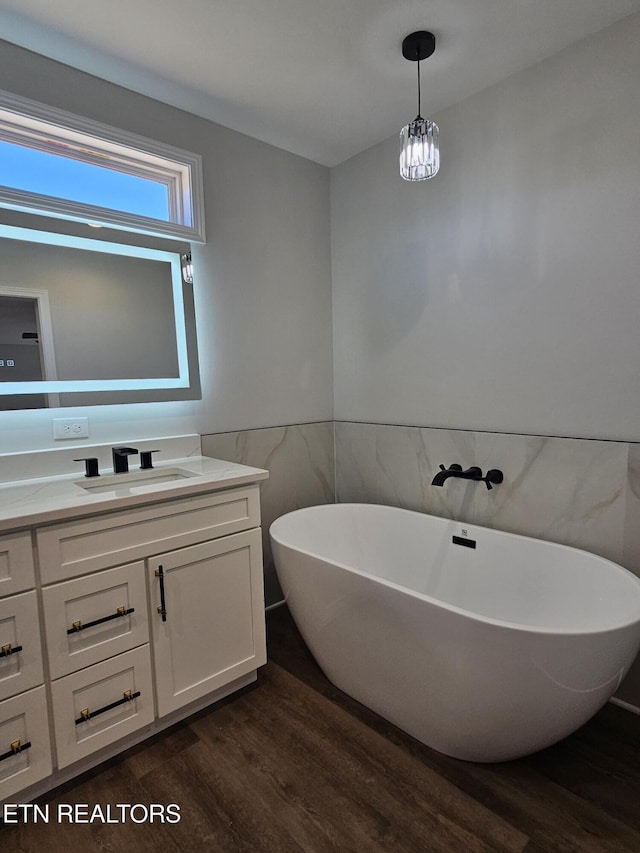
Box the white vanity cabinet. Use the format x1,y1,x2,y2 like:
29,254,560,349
0,467,267,805
0,531,52,801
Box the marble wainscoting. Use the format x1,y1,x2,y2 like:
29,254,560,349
202,422,335,606
335,421,640,710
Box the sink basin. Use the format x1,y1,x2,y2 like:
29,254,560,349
75,467,199,494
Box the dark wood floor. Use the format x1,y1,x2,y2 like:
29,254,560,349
3,605,640,852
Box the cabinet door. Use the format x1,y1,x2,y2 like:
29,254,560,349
0,591,44,701
149,528,266,717
0,686,52,801
42,562,149,679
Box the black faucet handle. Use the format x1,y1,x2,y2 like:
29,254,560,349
447,463,463,471
483,469,504,491
140,449,160,470
74,457,100,478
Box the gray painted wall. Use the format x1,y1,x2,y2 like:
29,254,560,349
0,38,333,451
331,14,640,442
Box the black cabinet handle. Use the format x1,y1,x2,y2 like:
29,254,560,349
75,689,141,725
0,740,31,761
0,643,23,657
66,606,135,635
155,565,167,622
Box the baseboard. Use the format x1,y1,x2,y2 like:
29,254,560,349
610,696,640,716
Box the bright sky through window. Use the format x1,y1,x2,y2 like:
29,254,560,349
0,141,170,221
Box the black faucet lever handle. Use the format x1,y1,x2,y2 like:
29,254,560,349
74,457,100,478
140,450,160,470
484,469,504,491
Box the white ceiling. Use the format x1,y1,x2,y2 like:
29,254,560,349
1,0,639,166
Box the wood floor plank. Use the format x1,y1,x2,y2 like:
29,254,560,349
191,670,526,853
122,719,200,781
234,663,529,853
522,715,640,832
136,733,312,852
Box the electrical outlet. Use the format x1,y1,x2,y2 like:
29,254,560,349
53,417,89,440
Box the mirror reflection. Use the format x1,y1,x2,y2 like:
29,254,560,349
0,224,195,411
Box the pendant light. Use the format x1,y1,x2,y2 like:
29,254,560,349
399,31,439,181
180,252,193,284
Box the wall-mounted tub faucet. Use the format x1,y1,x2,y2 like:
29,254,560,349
431,464,503,490
111,446,139,474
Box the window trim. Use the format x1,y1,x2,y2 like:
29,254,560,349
0,89,206,243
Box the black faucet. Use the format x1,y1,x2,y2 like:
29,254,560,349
112,446,139,474
431,464,504,491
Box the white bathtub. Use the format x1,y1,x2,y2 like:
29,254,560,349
270,504,640,762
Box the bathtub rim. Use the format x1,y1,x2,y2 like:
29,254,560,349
270,503,640,638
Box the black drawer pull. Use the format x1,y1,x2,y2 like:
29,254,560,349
0,643,23,657
155,565,167,622
67,606,135,635
75,689,141,725
0,739,31,762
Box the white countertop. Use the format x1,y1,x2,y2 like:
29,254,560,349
0,455,269,532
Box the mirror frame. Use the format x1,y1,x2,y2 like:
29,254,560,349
0,223,190,395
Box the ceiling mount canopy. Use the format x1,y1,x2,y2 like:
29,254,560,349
399,30,440,182
401,31,436,63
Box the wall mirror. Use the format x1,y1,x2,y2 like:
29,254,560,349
0,223,200,411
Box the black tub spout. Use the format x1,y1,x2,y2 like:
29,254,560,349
431,464,503,490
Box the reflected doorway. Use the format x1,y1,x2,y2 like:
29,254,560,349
0,288,58,410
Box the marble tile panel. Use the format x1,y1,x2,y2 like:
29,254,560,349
334,421,377,503
202,422,334,606
473,432,627,564
373,424,477,521
623,443,640,577
417,427,478,522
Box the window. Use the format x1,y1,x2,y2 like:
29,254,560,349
0,89,205,242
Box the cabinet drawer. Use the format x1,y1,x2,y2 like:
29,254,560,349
0,531,35,598
50,645,154,769
43,562,149,680
0,591,44,702
37,486,261,584
0,686,52,801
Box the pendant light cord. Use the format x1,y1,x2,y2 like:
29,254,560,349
417,54,422,119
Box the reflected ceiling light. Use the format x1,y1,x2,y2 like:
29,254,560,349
181,252,193,284
399,31,439,181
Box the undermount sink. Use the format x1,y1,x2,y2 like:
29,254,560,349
75,466,199,494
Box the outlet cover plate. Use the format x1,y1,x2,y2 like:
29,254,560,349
53,417,89,440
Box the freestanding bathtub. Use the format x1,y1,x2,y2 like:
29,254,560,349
270,504,640,763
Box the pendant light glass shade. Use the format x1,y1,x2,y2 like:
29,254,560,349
399,117,439,181
181,252,193,284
